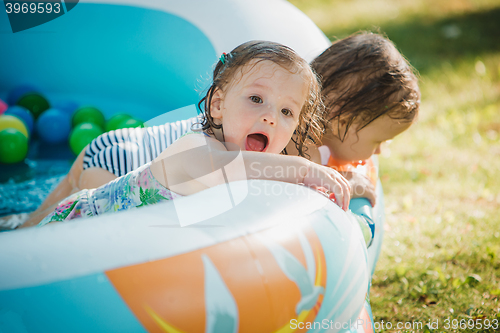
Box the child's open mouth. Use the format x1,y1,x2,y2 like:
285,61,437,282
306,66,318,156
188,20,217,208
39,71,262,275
245,133,269,152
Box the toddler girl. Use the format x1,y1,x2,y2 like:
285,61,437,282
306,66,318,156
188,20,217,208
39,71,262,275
314,31,420,246
289,31,420,204
37,41,350,226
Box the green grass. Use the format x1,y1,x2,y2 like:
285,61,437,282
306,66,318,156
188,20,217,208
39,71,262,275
289,0,500,330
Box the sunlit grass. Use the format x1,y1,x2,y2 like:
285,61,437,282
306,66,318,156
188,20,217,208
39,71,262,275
292,0,499,37
290,0,500,328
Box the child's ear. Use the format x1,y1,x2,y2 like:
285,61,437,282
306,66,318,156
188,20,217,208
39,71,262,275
332,118,348,136
332,117,354,138
210,88,224,120
338,117,348,127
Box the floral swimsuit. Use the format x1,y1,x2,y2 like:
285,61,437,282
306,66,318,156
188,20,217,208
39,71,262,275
38,162,181,226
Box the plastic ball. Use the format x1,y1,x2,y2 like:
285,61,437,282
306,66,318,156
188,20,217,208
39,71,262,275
36,109,71,144
0,128,29,164
7,85,38,105
52,101,79,115
106,114,132,132
69,122,104,155
16,93,50,119
72,106,105,129
116,118,144,129
5,106,34,134
0,99,7,115
0,115,29,138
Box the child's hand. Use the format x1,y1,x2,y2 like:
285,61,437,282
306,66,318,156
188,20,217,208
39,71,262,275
340,171,376,207
303,164,351,211
308,185,338,203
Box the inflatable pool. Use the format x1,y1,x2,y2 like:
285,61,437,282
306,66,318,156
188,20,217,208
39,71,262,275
1,181,374,333
0,1,383,332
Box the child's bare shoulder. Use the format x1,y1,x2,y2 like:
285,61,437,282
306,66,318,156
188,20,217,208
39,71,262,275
154,131,225,161
176,131,228,151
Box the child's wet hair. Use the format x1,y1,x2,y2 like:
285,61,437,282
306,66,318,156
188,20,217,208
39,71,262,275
198,40,323,157
311,31,420,140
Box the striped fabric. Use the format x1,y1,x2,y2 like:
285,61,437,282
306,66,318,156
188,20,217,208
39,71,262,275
83,116,202,177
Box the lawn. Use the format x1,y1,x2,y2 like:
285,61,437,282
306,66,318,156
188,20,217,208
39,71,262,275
289,0,500,331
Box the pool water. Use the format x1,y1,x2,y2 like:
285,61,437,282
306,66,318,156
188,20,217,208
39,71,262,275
0,141,73,217
0,161,71,217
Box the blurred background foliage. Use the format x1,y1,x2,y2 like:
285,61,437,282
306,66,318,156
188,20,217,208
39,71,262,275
290,0,500,328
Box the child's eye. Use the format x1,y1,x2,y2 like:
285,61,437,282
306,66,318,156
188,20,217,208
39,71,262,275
250,96,262,104
281,108,293,117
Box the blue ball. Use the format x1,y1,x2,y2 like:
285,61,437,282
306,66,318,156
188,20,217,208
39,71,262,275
5,106,35,134
36,108,71,144
7,85,38,106
52,101,79,115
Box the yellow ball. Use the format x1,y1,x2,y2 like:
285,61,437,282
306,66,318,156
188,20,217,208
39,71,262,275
0,115,29,138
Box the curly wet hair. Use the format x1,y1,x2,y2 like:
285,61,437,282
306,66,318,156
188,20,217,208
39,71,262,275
311,31,420,141
198,40,324,157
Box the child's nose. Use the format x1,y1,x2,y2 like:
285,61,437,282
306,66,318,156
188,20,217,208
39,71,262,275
261,108,277,126
262,117,275,126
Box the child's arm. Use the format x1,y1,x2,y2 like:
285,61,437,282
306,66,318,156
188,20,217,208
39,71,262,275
150,133,351,211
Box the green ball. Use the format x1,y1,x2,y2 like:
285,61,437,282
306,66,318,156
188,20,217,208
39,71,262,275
69,122,104,155
0,128,28,164
116,118,144,129
106,114,132,132
16,93,50,119
72,106,105,129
